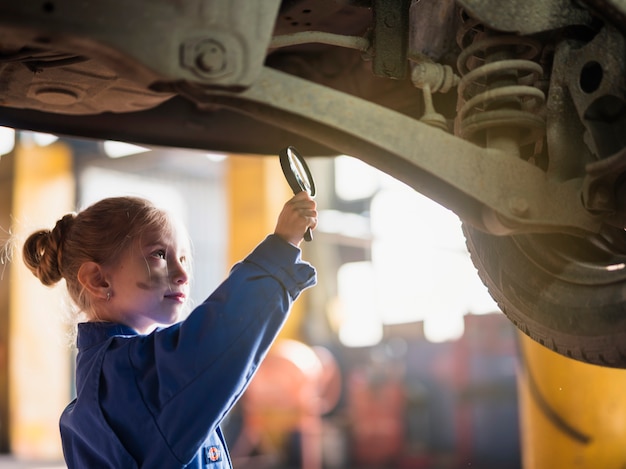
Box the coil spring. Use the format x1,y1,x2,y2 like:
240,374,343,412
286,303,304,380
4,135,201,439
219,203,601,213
455,17,546,150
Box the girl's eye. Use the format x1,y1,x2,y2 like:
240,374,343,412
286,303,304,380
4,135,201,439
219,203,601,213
153,249,166,260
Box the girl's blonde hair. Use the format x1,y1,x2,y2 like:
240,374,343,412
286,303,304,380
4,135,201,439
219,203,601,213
22,196,172,316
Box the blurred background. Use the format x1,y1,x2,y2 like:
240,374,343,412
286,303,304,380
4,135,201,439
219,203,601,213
2,131,626,469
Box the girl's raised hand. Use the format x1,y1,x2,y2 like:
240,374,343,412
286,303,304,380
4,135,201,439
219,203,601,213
274,191,318,247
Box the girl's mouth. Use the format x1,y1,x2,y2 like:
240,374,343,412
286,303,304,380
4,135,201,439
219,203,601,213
164,292,186,303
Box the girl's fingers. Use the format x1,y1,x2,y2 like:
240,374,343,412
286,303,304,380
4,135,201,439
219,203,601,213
274,193,318,246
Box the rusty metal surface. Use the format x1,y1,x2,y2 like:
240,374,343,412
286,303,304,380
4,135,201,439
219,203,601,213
541,20,626,227
409,0,460,64
562,24,626,159
371,0,411,79
0,0,281,88
457,0,593,34
181,66,602,236
581,0,626,28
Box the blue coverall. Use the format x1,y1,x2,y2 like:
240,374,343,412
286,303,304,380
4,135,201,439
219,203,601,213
59,235,317,468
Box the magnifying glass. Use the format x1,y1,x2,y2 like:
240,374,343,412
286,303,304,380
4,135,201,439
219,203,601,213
279,146,316,242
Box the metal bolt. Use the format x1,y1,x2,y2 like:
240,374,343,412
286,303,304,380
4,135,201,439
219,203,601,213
194,39,226,75
181,37,231,79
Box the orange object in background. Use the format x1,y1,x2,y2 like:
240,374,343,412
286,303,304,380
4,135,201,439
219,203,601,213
347,367,406,467
234,339,341,469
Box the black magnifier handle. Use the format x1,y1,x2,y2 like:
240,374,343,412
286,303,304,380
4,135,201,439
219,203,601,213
279,146,316,242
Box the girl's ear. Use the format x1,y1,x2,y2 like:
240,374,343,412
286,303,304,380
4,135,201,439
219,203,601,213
77,261,110,300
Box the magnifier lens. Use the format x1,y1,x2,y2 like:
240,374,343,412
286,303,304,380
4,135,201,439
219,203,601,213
279,146,316,242
287,148,311,194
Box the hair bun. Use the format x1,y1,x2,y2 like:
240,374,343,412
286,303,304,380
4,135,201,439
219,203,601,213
22,213,76,286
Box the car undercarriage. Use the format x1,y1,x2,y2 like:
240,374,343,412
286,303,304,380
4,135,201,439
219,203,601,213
0,0,625,366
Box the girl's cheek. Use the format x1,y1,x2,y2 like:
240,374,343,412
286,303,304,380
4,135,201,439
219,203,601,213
135,280,152,291
152,267,171,285
142,262,168,286
136,272,167,290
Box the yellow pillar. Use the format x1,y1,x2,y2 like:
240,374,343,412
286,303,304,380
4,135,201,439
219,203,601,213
518,332,626,468
0,145,15,452
226,154,307,341
226,154,322,467
9,140,74,460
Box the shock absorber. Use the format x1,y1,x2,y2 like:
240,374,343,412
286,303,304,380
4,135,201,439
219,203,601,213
455,14,546,159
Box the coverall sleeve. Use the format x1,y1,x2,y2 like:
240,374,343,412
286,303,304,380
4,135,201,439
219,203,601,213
126,234,316,462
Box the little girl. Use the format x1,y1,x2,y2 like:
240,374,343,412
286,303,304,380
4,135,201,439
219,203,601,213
22,192,317,468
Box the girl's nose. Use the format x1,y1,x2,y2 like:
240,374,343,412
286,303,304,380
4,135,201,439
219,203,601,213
171,259,189,285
